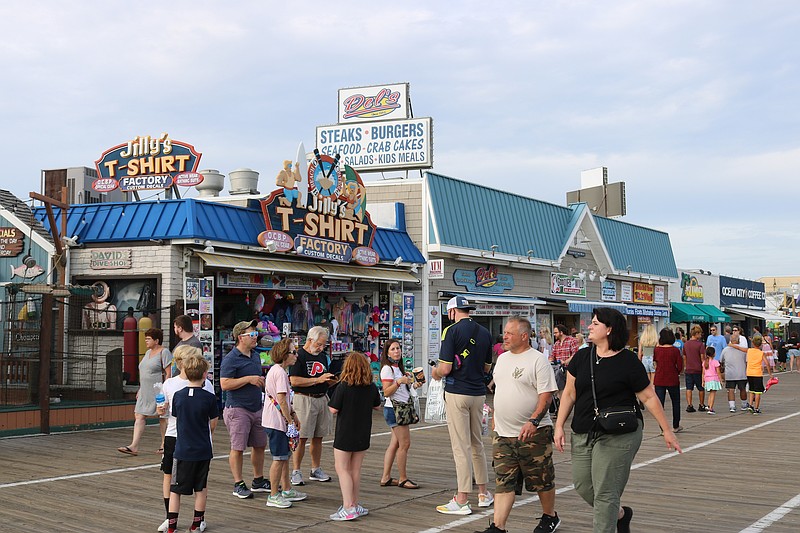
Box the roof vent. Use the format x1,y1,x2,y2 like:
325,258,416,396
228,168,260,195
197,169,225,197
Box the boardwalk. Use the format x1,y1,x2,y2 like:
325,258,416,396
2,373,800,533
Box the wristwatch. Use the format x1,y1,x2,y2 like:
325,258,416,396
528,417,541,427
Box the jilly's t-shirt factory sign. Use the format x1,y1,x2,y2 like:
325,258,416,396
259,151,379,266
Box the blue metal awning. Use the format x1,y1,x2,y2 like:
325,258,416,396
567,300,627,313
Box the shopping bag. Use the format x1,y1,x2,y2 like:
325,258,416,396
765,376,779,392
425,378,447,423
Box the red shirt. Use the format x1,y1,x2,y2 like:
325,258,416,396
653,345,683,387
552,336,579,363
683,339,705,373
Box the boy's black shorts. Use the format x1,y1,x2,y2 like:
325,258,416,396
170,459,210,495
160,436,177,474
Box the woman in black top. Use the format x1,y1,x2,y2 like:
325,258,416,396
554,308,681,533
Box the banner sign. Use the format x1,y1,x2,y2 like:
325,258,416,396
316,117,433,172
680,272,704,303
601,280,617,301
428,259,445,280
260,155,378,265
185,275,214,383
625,305,670,317
719,275,766,309
550,272,586,298
654,285,665,305
620,281,633,302
216,272,354,292
454,265,514,294
402,293,415,369
94,134,202,193
338,83,410,123
633,282,654,304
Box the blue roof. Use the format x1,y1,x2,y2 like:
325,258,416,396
427,172,573,260
33,199,424,264
594,216,678,278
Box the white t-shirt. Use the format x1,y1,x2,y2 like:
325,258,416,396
163,375,214,437
380,364,410,407
492,347,558,437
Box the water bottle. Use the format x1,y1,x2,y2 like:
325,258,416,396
481,403,491,436
154,382,166,408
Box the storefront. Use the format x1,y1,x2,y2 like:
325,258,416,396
668,270,729,333
718,275,789,335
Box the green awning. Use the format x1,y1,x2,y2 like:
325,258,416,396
670,302,708,322
695,304,731,323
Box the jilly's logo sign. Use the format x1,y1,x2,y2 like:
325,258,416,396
94,133,202,193
260,151,379,265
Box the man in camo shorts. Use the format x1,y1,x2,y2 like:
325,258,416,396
478,316,561,533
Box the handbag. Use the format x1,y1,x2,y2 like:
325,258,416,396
590,347,638,434
425,377,447,423
391,383,419,425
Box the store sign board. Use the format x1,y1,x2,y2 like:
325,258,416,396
633,282,654,304
550,272,586,297
454,265,514,294
626,305,670,317
0,227,24,257
680,272,704,303
620,281,633,302
316,117,433,172
719,275,766,309
94,134,202,192
654,285,665,305
216,272,354,292
90,248,132,270
428,259,445,280
260,157,378,265
601,280,617,301
338,83,410,123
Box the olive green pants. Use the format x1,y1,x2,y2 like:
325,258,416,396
570,423,642,532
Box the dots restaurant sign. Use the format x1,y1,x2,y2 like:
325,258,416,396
92,133,203,193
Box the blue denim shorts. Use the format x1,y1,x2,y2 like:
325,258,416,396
266,428,289,460
383,405,397,428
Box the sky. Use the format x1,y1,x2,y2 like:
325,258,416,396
1,1,798,280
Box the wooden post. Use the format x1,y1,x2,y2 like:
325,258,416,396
38,293,54,434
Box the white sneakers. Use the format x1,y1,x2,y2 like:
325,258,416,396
478,491,495,508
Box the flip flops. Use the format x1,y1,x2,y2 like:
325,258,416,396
398,479,419,489
117,446,137,456
380,478,399,487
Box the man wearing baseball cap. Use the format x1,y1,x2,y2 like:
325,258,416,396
220,319,270,499
431,296,494,515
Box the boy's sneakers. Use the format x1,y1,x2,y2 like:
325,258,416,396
290,470,305,486
158,519,169,532
436,497,472,515
478,491,494,507
199,520,207,532
741,403,750,411
251,477,270,492
707,409,716,415
686,405,696,413
753,408,762,414
330,505,359,521
282,489,307,502
534,512,561,533
476,522,507,533
698,404,708,412
730,406,737,412
354,503,369,517
232,481,253,499
748,406,755,413
309,467,331,482
266,493,292,508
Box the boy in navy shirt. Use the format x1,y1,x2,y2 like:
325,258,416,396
167,353,219,533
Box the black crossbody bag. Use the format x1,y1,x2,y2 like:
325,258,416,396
590,347,638,434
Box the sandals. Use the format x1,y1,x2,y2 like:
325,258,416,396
380,478,399,487
117,446,138,456
398,479,419,489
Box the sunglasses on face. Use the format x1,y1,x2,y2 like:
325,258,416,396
239,331,258,338
289,350,298,354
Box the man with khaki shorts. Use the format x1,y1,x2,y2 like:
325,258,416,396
478,316,560,533
289,326,337,485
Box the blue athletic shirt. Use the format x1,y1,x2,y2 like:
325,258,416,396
172,386,219,461
439,318,492,396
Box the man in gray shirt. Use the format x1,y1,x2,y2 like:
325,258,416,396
720,332,748,412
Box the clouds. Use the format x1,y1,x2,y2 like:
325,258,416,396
0,1,798,279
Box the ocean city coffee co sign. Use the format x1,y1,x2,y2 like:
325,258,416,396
259,153,379,265
453,265,514,294
93,133,203,193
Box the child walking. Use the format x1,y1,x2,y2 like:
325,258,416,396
166,353,219,533
157,346,215,532
701,347,722,415
327,352,382,521
746,336,774,414
262,338,306,508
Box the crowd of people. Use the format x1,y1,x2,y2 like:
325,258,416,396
120,307,789,532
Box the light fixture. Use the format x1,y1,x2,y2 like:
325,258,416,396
526,249,534,261
148,238,164,245
599,268,609,283
578,269,586,281
410,264,419,274
393,256,403,266
588,270,597,281
625,264,632,275
264,240,278,253
203,240,214,254
490,244,499,256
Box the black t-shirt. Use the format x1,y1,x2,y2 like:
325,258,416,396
328,382,381,452
567,347,650,434
439,318,492,396
172,386,219,461
289,347,330,395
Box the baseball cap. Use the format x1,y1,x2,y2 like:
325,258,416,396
232,319,259,338
446,296,475,311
